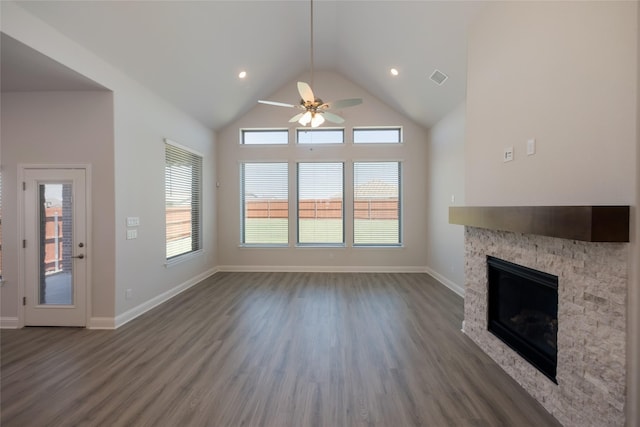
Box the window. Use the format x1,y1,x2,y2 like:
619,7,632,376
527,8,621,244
165,140,202,260
242,129,288,145
353,127,402,144
297,128,344,144
241,163,288,245
297,162,344,245
353,162,401,245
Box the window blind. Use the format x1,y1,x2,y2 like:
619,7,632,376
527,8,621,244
353,162,401,245
241,162,288,245
165,142,202,259
297,162,344,245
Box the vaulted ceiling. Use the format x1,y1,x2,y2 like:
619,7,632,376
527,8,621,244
3,1,484,131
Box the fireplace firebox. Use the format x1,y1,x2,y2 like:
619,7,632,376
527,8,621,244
487,256,558,383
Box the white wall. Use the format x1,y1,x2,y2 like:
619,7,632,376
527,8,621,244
466,2,639,424
1,2,217,327
466,1,636,206
216,71,429,271
426,103,465,295
111,77,216,327
1,91,116,322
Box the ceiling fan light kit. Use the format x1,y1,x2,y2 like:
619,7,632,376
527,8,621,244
257,0,362,128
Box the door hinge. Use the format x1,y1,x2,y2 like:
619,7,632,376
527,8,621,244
23,297,26,306
23,240,26,249
22,182,26,191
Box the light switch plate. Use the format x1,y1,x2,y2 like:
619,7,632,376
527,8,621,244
126,217,140,227
527,138,536,156
126,229,138,240
504,146,514,162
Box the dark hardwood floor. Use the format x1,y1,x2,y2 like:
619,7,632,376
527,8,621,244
1,272,561,426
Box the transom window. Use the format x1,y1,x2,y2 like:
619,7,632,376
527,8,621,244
297,128,344,144
242,129,288,145
353,127,402,144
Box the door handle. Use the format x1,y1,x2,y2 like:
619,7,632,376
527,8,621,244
72,254,85,259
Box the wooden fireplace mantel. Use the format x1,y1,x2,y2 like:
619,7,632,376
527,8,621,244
449,205,630,242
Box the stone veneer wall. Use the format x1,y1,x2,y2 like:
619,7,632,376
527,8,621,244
463,227,627,427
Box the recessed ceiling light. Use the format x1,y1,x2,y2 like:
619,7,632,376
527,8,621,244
238,71,247,79
390,68,399,76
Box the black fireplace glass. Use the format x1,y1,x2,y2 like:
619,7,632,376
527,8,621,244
487,256,558,383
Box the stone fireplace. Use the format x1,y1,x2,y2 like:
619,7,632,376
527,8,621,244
450,206,630,427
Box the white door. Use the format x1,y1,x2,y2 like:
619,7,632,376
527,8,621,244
23,168,87,327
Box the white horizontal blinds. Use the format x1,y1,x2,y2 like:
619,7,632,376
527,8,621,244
297,162,344,244
165,142,202,259
242,129,288,145
353,128,402,144
354,162,401,245
241,163,288,245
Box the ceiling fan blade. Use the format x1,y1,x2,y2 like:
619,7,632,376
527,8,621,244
258,100,296,108
289,113,305,123
324,98,363,110
322,111,345,124
297,81,314,102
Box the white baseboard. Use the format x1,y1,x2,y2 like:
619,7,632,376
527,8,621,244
217,265,427,273
114,267,218,329
424,266,465,297
0,317,20,329
88,317,116,330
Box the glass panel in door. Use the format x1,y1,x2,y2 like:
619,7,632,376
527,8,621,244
38,182,73,305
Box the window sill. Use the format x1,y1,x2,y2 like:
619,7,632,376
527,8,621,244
239,244,289,249
164,250,203,268
295,243,346,249
353,244,404,249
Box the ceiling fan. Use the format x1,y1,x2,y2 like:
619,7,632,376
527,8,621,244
258,0,362,128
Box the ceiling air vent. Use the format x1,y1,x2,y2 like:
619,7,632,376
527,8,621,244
430,69,448,86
